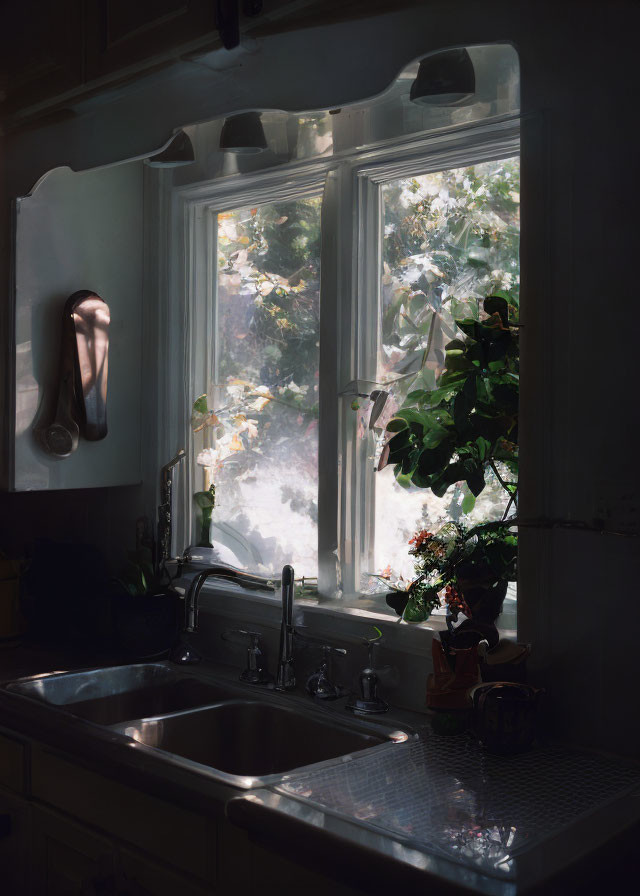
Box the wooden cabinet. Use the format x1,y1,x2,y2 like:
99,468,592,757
31,805,116,896
118,847,212,896
0,786,32,893
0,730,26,792
0,1,84,115
0,0,219,125
84,1,217,81
30,806,214,896
0,728,355,896
0,0,297,127
31,748,217,884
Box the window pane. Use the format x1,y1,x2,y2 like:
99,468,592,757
372,158,520,588
203,198,321,577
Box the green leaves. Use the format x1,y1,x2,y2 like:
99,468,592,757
475,436,491,462
394,408,430,427
466,461,486,497
416,440,455,478
381,290,519,503
400,517,518,613
461,486,476,514
386,417,409,433
192,394,209,415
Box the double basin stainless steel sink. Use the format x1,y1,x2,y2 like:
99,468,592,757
5,663,410,788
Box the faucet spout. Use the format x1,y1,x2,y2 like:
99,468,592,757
276,564,296,690
170,563,276,665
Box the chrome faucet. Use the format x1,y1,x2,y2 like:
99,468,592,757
276,564,296,690
155,449,186,578
170,562,276,665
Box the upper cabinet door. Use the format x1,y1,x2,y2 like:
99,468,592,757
84,0,217,80
12,161,144,491
0,0,84,116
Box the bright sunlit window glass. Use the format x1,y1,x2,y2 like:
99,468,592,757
372,158,520,623
206,198,322,576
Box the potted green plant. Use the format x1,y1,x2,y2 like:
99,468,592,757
386,521,516,643
379,291,519,641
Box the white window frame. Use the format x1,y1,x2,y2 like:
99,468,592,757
157,115,520,608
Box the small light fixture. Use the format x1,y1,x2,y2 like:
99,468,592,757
409,49,475,106
220,112,267,154
145,130,195,167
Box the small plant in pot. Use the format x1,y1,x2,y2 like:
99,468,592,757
385,521,517,650
108,518,182,659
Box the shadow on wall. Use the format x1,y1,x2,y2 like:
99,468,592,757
0,484,143,574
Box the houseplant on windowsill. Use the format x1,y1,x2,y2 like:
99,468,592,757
376,290,520,717
379,291,519,633
385,521,517,646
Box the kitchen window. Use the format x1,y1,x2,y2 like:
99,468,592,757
176,116,520,622
202,196,323,575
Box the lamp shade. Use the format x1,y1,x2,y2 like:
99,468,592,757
410,49,475,106
145,130,195,167
220,112,267,154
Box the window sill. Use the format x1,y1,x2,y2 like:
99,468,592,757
190,578,446,657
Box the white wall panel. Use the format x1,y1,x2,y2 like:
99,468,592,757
12,162,143,490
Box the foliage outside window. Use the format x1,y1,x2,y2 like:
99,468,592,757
192,198,321,575
192,157,519,619
379,291,519,623
366,159,519,591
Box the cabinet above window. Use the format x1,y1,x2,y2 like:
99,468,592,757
0,1,304,130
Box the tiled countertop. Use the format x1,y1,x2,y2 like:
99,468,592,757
273,731,640,885
228,728,640,894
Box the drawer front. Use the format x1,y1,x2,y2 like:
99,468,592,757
31,804,115,896
31,748,216,884
0,786,31,894
0,730,26,793
119,846,213,896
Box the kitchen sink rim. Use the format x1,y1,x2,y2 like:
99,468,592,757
108,700,412,790
1,660,418,790
2,660,417,736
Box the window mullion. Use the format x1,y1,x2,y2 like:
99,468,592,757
355,174,383,589
317,168,341,597
181,202,211,551
330,167,382,599
333,162,360,597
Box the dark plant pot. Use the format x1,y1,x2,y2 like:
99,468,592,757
469,681,543,754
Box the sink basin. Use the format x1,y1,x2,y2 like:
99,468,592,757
5,663,232,726
113,699,402,781
6,663,412,788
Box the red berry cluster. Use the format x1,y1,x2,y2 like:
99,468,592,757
408,529,433,551
443,584,472,619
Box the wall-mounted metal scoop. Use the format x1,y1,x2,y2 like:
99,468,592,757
69,290,110,441
39,290,110,457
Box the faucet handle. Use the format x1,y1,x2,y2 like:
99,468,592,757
222,629,273,686
346,636,388,714
305,644,347,701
